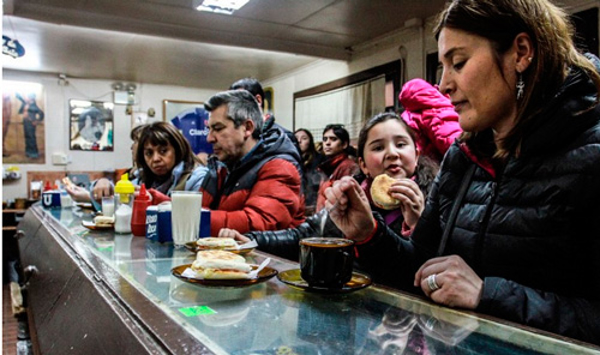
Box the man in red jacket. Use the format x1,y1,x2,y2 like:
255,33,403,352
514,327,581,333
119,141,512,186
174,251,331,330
201,90,305,235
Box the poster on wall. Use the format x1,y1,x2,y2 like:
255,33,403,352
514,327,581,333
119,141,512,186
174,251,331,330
69,99,114,151
164,100,212,155
2,80,46,164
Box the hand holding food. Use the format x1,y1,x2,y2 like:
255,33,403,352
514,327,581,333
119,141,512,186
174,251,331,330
388,178,425,229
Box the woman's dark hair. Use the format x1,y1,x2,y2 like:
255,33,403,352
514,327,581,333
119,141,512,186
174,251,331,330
434,0,600,159
357,112,439,196
131,124,145,141
136,122,199,185
295,128,318,167
323,124,355,155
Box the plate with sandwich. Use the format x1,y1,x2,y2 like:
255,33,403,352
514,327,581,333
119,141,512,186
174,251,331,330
184,237,257,255
172,250,277,287
82,215,114,230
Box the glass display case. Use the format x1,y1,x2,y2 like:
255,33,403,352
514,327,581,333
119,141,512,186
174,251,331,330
17,204,600,354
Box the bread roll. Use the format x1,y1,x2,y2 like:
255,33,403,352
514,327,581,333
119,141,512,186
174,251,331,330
94,215,115,226
196,237,238,250
371,174,401,210
191,250,252,279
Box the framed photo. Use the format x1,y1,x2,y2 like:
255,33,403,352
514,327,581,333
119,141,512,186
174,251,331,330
2,80,46,164
69,99,114,151
163,100,204,122
263,87,274,113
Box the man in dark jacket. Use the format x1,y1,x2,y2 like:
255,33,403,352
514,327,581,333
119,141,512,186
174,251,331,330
201,90,305,236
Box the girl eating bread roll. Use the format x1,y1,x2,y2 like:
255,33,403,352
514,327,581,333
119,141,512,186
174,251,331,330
217,112,439,261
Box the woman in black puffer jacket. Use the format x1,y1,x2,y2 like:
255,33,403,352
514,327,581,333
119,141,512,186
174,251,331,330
218,112,439,262
323,0,600,345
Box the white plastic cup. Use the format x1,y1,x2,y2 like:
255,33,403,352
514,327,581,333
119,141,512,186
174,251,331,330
102,196,115,217
171,191,203,246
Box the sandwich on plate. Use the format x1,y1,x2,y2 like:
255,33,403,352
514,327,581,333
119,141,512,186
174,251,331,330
94,215,115,227
191,250,252,279
196,237,238,250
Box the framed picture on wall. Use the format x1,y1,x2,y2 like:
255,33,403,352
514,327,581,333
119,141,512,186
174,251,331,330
263,87,274,113
163,100,204,122
69,99,114,151
2,80,46,164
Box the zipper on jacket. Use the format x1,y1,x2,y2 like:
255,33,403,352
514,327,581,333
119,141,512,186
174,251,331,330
475,181,497,268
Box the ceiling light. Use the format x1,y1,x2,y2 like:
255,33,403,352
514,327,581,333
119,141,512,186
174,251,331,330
194,0,250,15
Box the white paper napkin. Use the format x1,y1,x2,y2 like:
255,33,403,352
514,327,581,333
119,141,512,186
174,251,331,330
236,240,258,249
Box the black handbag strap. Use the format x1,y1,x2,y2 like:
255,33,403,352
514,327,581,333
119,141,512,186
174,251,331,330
437,164,476,256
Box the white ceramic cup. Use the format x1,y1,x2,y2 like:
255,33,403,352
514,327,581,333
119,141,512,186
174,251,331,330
171,191,203,246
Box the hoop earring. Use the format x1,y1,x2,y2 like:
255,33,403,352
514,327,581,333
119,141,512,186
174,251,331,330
516,73,525,100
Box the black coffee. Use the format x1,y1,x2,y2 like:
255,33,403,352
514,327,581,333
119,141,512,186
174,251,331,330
299,238,355,288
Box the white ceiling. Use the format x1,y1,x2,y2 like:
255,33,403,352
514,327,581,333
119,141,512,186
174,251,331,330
2,0,447,89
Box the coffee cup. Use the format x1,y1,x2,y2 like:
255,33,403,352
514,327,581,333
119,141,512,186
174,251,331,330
299,237,355,288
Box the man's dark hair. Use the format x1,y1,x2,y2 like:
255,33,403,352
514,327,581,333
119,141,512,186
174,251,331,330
230,77,265,109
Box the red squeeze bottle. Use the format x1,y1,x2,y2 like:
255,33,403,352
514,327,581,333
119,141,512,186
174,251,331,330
43,180,53,191
131,183,151,237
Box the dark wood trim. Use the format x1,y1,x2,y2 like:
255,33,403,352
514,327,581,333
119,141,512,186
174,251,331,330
294,60,401,99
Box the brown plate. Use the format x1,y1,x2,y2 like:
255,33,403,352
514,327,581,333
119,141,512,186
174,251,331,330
277,269,372,294
82,220,114,231
184,241,255,255
171,264,277,288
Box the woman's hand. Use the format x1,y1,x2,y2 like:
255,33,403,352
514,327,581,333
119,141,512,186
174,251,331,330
389,178,425,229
414,255,483,309
217,228,250,243
65,185,92,203
324,176,375,242
92,178,113,202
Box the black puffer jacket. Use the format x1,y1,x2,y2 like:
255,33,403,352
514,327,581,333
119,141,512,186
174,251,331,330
244,194,405,262
355,66,600,344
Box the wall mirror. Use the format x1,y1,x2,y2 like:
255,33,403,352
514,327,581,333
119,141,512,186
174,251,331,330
69,99,114,151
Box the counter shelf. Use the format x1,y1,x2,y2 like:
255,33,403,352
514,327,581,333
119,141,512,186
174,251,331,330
17,205,600,354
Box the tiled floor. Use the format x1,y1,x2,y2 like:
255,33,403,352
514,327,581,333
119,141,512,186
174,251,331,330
2,283,18,355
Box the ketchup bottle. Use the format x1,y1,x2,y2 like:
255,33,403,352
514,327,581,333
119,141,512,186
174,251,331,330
131,183,151,237
43,180,53,192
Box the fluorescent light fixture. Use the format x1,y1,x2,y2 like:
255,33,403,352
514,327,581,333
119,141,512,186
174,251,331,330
195,0,250,15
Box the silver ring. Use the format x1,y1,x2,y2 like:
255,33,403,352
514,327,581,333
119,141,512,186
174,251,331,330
427,274,440,292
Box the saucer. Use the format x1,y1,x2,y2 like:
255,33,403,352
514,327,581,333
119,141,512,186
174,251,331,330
277,269,372,294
